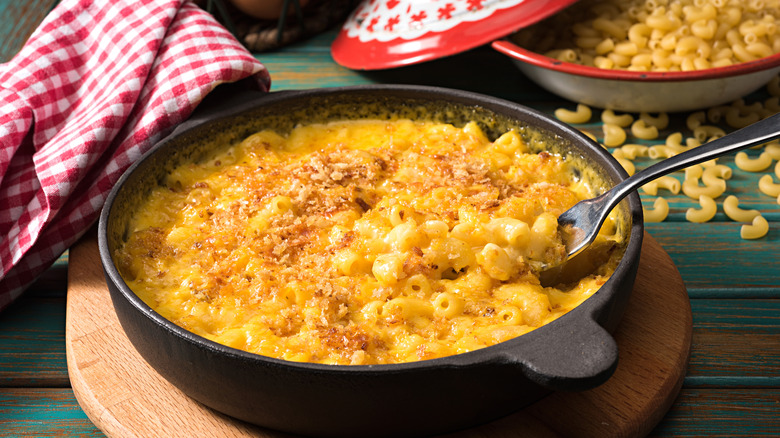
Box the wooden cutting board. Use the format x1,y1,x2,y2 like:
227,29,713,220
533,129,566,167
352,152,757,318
66,231,692,438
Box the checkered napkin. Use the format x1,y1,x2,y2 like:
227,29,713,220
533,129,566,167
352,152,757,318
0,0,271,311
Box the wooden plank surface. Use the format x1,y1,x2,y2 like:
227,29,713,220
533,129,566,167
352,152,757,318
687,300,780,384
0,295,69,388
3,387,779,438
651,389,780,437
0,0,57,63
1,3,778,438
645,224,780,290
0,388,107,438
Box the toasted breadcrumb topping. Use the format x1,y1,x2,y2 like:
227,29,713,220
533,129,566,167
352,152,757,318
117,120,624,364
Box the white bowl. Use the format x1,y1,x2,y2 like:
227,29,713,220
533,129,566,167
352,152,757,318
492,39,780,113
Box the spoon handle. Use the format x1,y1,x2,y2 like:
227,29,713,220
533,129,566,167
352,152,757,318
604,111,780,211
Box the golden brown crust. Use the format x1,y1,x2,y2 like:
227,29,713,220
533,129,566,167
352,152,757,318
117,120,624,365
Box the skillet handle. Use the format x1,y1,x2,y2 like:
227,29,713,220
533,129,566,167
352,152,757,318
511,317,618,392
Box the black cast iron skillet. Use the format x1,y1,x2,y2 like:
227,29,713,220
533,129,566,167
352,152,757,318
98,85,644,437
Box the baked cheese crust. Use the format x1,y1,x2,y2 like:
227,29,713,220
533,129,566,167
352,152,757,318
116,119,624,365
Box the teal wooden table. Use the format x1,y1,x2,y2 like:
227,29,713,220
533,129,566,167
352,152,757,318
2,1,779,436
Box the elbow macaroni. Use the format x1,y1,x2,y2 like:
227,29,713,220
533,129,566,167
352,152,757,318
602,109,634,127
741,215,769,239
723,195,761,222
686,195,717,223
765,142,780,160
643,197,669,222
631,119,660,140
610,149,636,175
683,172,727,199
758,174,780,197
640,112,669,130
702,164,733,187
555,104,593,124
619,144,649,159
603,123,628,146
642,176,681,196
735,151,773,172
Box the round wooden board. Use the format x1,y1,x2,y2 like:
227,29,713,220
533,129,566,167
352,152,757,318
66,231,692,438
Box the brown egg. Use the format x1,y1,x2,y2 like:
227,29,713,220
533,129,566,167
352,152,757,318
228,0,310,20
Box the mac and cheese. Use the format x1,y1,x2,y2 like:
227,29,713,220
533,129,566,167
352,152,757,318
115,119,626,365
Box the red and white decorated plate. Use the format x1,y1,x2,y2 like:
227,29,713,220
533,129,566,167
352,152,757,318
331,0,578,70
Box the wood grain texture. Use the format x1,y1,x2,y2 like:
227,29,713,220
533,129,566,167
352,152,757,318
3,387,778,438
650,389,780,437
645,223,779,290
0,0,57,62
0,388,105,437
260,34,555,102
0,4,777,436
0,296,69,387
687,300,780,382
65,231,690,438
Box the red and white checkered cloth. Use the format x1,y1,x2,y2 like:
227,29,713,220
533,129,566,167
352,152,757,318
0,0,271,311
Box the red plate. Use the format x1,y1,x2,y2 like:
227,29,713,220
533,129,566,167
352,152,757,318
331,0,578,70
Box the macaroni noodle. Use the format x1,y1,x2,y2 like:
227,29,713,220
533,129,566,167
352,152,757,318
765,141,780,160
685,164,703,180
648,145,679,159
642,176,681,196
725,106,761,129
723,195,761,222
555,104,593,124
603,122,628,146
602,109,634,127
640,112,669,129
741,214,769,239
619,144,649,159
643,197,669,223
610,149,636,175
693,125,726,143
686,111,706,131
735,151,773,172
683,171,726,199
702,164,733,187
758,174,780,197
631,119,660,140
665,132,700,153
686,195,717,223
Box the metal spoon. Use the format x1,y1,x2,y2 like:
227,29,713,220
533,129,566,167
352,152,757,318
559,111,780,261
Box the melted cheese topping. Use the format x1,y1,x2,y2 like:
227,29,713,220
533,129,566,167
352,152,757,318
116,119,624,365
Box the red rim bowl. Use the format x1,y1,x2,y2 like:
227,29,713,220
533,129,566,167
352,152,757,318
492,39,780,113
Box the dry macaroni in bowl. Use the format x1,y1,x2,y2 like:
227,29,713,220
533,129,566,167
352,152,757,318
114,119,626,365
512,0,780,72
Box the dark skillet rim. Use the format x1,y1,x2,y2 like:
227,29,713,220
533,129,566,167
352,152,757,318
98,84,643,380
